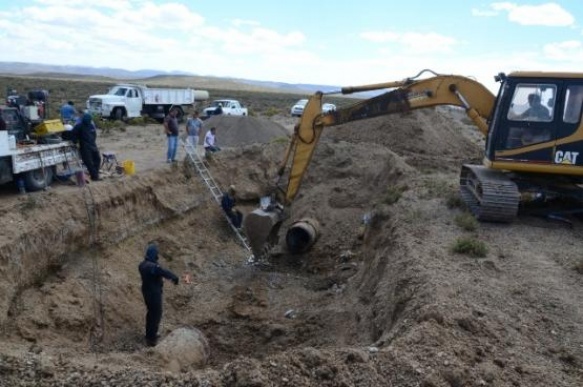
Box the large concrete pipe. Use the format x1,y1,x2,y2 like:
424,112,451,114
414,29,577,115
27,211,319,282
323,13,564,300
286,218,320,254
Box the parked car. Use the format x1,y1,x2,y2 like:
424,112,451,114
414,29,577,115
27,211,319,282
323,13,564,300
290,100,337,117
290,99,308,117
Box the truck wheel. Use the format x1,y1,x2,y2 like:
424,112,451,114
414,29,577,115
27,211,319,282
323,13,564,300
23,167,54,192
113,108,126,121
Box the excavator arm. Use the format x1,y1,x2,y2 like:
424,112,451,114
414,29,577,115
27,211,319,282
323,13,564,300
244,70,496,259
279,70,495,204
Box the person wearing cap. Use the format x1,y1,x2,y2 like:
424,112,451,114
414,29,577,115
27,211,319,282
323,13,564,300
221,185,243,229
138,242,179,347
71,113,101,181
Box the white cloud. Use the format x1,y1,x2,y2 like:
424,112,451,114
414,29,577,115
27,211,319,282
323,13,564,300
359,31,457,53
471,8,498,17
543,40,583,61
0,1,307,80
231,19,260,27
490,2,575,26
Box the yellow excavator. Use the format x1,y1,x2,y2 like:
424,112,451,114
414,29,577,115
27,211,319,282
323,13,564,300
244,69,583,259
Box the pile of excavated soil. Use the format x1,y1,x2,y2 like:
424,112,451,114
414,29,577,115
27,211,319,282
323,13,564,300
323,108,483,173
0,108,582,387
202,115,290,147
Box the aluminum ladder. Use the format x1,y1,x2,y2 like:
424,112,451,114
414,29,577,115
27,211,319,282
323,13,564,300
180,139,254,258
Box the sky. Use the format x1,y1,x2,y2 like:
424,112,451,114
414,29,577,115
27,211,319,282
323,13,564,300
0,0,582,94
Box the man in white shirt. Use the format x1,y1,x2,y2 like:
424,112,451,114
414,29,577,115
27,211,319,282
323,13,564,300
204,127,220,154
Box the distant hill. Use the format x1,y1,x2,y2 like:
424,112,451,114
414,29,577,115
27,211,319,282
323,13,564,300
0,61,378,97
0,62,190,79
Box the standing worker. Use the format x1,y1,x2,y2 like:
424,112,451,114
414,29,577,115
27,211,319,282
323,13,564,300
71,113,101,181
185,110,203,152
164,108,179,163
138,242,179,347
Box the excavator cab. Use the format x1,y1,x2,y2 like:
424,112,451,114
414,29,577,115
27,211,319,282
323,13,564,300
486,73,583,175
464,73,583,222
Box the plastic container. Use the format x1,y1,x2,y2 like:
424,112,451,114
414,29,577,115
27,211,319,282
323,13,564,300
35,119,65,135
122,160,135,175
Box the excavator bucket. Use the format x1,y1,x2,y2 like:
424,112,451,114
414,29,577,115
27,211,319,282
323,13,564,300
243,204,284,260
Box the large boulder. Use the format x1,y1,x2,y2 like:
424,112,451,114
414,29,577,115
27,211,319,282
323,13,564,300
154,327,210,372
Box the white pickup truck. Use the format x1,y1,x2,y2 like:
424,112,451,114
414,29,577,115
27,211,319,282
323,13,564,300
0,106,78,192
87,83,210,121
203,99,248,118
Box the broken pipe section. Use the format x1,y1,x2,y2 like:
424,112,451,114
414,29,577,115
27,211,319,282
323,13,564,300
286,218,320,254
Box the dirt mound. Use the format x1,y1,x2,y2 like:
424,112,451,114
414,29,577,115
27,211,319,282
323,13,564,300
202,115,290,147
323,109,483,172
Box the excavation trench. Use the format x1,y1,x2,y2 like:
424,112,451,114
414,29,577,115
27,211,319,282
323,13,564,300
0,160,422,371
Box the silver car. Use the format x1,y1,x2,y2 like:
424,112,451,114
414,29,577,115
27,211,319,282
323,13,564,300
290,99,308,117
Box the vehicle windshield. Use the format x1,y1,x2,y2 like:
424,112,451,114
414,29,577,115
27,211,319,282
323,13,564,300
210,101,227,107
507,84,555,122
296,99,308,106
108,87,128,96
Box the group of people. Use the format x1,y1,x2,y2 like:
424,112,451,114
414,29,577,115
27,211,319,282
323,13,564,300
163,108,221,163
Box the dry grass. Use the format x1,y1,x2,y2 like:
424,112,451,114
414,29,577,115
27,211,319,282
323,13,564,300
454,212,479,231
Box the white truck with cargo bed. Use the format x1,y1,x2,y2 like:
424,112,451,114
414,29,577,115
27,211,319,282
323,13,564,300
87,83,210,121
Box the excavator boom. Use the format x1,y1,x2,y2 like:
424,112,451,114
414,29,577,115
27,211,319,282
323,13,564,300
281,71,495,204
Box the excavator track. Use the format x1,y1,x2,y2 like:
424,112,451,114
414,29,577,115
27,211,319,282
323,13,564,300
459,164,520,222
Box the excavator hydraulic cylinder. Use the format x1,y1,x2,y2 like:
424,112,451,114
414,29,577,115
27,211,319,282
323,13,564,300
285,218,320,254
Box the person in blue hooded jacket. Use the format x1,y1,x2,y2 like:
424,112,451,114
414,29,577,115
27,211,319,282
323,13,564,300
138,242,179,347
71,113,101,181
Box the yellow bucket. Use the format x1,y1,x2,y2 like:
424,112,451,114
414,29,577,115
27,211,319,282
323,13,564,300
122,160,135,175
